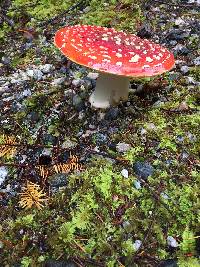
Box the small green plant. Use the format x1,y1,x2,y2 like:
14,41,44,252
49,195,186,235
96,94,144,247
21,256,32,267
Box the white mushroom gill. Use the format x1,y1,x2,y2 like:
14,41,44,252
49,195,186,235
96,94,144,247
89,72,130,109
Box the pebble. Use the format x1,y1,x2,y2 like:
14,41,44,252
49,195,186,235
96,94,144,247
0,166,8,186
44,260,77,267
134,240,142,251
174,44,190,55
39,64,54,74
49,173,68,188
133,161,154,179
51,77,65,86
61,138,77,149
26,69,43,80
194,56,200,65
82,77,93,90
140,128,147,135
180,65,189,74
180,151,189,161
72,78,82,87
87,72,99,80
105,107,119,120
178,101,189,111
94,133,107,145
159,259,178,267
0,241,3,248
146,123,156,131
133,180,141,189
1,56,10,65
121,168,128,178
174,17,186,26
116,142,131,153
72,95,85,111
167,236,178,248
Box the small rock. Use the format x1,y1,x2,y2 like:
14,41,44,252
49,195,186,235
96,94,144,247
87,72,99,80
174,17,186,26
82,77,93,90
72,95,85,111
180,151,189,161
44,260,77,267
72,78,82,87
133,180,141,189
153,100,165,107
49,173,68,188
174,44,190,55
0,166,8,186
83,6,91,12
21,88,32,97
52,77,65,86
167,29,189,41
187,132,197,142
133,161,154,179
122,221,131,229
105,107,119,120
1,56,10,65
94,133,107,145
39,64,54,74
180,65,189,74
186,76,196,84
194,56,200,66
167,236,178,248
140,128,147,135
176,135,184,142
146,123,156,130
121,168,128,178
0,241,4,248
158,259,178,267
178,101,189,111
116,142,131,153
26,69,43,80
134,240,142,251
161,192,169,200
61,138,77,149
137,23,152,39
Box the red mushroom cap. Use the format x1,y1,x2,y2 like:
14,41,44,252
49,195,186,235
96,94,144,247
54,25,175,77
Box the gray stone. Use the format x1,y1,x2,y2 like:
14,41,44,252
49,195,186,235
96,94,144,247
94,133,107,145
40,64,54,74
134,240,142,251
167,236,178,248
133,161,154,179
194,56,200,65
174,17,186,26
0,166,8,186
180,65,189,74
105,107,119,120
61,138,77,149
44,260,77,267
72,78,82,87
87,72,99,80
72,95,85,111
52,77,65,86
121,168,128,178
116,142,131,153
49,174,68,188
26,69,43,80
133,180,141,189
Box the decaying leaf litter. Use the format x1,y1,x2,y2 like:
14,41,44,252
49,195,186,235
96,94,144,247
0,0,200,266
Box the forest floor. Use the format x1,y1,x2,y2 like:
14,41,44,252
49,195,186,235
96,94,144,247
0,1,200,267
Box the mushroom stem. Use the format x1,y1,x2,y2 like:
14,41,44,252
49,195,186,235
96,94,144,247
89,72,130,108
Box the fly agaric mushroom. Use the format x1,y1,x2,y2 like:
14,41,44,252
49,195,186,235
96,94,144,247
54,25,175,109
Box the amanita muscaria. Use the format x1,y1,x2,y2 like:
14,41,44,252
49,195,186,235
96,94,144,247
54,25,175,109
